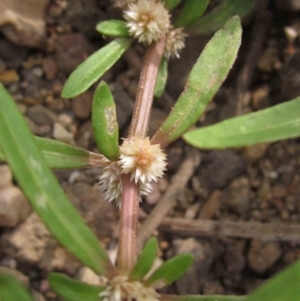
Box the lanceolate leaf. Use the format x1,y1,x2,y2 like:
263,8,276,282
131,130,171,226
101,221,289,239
189,0,256,35
151,17,242,147
0,137,104,169
49,272,104,301
92,82,120,161
161,294,245,301
96,20,129,37
0,136,105,169
144,254,194,288
162,0,183,10
183,98,300,149
0,84,116,278
154,58,168,98
0,273,34,301
130,237,158,281
175,0,209,28
62,38,132,98
246,260,300,301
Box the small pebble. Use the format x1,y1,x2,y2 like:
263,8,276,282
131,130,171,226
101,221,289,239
0,70,19,84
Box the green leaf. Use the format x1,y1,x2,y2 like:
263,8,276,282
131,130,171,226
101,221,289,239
0,136,104,169
154,58,168,98
151,16,242,147
175,0,209,28
62,38,132,99
0,84,116,278
96,20,130,37
130,237,158,281
48,272,104,301
162,0,183,10
161,294,245,301
246,260,300,301
183,97,300,149
189,0,256,35
144,254,194,288
92,81,120,161
0,273,34,301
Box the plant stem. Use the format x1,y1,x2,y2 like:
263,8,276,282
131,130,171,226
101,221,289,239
129,38,166,138
118,174,139,273
118,39,165,272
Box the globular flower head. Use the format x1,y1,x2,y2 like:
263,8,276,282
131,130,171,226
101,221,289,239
164,28,187,59
99,160,123,207
99,156,154,208
123,0,171,44
119,137,167,184
100,275,159,301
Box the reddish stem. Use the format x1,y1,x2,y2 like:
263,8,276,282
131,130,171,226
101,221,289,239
129,39,166,138
117,39,165,273
118,174,139,273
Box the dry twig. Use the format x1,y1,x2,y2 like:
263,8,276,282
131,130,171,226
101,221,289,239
160,218,300,242
138,147,201,250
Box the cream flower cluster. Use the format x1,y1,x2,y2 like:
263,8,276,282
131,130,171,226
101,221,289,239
123,0,186,59
99,137,166,208
100,275,159,301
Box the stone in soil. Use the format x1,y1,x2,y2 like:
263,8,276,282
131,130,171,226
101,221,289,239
223,177,252,214
0,40,28,68
173,238,216,294
53,122,75,145
64,182,116,240
199,150,246,191
72,91,93,120
0,165,12,188
26,104,57,126
64,0,105,36
76,266,104,286
41,57,59,80
110,82,134,130
55,33,93,75
0,70,19,84
243,143,269,163
0,186,31,227
198,190,221,220
0,0,49,48
247,240,282,274
0,213,80,274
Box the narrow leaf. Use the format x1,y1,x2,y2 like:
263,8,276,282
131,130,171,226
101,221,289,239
151,17,242,147
189,0,256,35
144,254,194,288
92,82,120,161
96,20,129,37
154,58,168,98
246,260,300,301
0,84,116,278
49,272,104,301
175,0,209,28
0,273,34,301
130,237,158,281
161,294,245,301
0,136,104,169
62,38,132,99
183,98,300,149
162,0,183,10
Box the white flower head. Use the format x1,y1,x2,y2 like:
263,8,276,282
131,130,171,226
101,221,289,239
99,155,155,208
123,0,171,44
164,28,187,59
100,275,159,301
99,160,123,207
119,137,167,184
